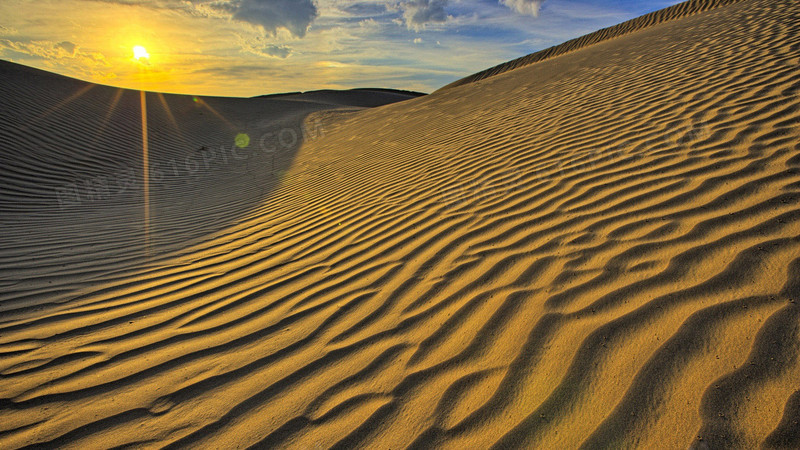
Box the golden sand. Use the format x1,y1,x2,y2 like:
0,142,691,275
1,0,799,447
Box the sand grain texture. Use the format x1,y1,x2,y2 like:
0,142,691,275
1,0,800,448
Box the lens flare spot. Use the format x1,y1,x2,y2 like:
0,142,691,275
235,133,251,148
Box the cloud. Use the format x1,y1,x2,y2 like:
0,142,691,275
0,39,105,63
91,0,318,38
499,0,545,17
397,0,449,31
215,0,319,38
0,24,18,35
0,38,113,80
237,34,293,58
261,44,292,58
56,41,77,56
339,2,389,17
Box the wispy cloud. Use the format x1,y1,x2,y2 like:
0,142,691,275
499,0,545,17
238,35,294,58
0,38,113,80
0,24,18,35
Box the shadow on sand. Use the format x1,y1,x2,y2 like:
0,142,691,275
0,60,421,314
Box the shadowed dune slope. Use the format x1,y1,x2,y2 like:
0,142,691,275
1,0,800,448
0,60,419,317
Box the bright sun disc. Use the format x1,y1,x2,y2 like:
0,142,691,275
133,45,149,60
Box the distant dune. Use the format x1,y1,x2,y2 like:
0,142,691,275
1,0,800,448
254,88,426,106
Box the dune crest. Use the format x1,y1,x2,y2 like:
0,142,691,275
1,0,800,448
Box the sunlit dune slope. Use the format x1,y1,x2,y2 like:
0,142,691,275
439,0,747,91
1,0,800,448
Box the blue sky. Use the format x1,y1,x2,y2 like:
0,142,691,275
0,0,684,96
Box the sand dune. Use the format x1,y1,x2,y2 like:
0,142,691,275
0,61,419,320
1,0,800,447
439,0,748,91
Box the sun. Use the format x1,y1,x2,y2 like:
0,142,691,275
133,45,149,61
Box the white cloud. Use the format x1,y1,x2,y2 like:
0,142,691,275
359,18,379,28
499,0,545,17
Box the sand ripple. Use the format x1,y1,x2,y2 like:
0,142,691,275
1,0,799,447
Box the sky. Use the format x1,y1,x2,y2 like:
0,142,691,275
0,0,684,97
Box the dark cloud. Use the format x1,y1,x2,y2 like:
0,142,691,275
224,0,318,37
341,3,389,17
92,0,318,38
399,0,448,31
261,44,292,58
56,41,77,55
